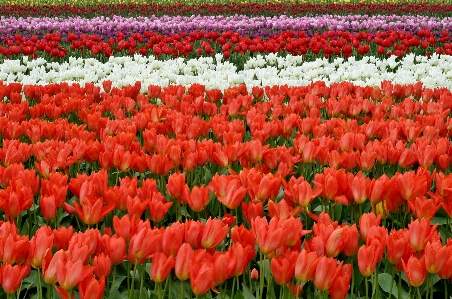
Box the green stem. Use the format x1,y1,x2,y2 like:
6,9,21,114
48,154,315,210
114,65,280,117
350,258,355,299
112,267,117,291
259,251,265,299
389,265,395,298
365,276,369,299
163,277,169,299
445,279,448,299
37,267,43,299
129,261,138,299
157,282,163,299
398,273,402,299
139,264,145,299
127,263,130,290
375,269,379,297
416,287,422,299
180,280,185,299
231,274,236,299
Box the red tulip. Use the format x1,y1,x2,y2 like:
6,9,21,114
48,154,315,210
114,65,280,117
270,250,298,285
359,212,381,242
53,226,74,251
190,258,214,296
128,226,163,265
408,218,437,252
229,243,255,277
241,201,263,224
325,227,348,257
425,241,450,274
28,225,53,269
251,268,259,280
175,243,194,281
314,256,342,291
113,214,137,242
0,263,31,294
386,229,407,265
358,239,384,277
42,250,65,284
251,216,286,255
103,235,126,266
402,256,427,287
201,218,228,249
161,222,185,257
438,248,452,279
93,253,111,279
79,274,105,299
295,250,320,283
212,251,236,286
150,252,175,283
187,185,210,212
329,264,352,299
57,258,94,291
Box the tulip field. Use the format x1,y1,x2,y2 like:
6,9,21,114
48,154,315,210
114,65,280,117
3,1,452,299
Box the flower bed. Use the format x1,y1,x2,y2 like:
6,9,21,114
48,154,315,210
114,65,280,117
1,2,452,299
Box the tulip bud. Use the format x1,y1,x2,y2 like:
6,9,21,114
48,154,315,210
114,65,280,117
251,268,259,280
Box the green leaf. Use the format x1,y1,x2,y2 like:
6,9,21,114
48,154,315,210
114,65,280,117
378,273,409,299
204,168,212,183
431,216,448,225
333,203,342,221
112,276,127,289
234,290,245,299
241,283,256,299
108,289,122,299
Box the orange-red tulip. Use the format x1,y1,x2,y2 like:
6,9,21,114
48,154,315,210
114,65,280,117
78,274,105,299
28,225,53,269
0,263,31,294
190,258,214,296
295,249,320,282
402,255,427,287
201,217,228,249
425,241,450,274
314,256,342,291
150,252,175,283
57,258,94,291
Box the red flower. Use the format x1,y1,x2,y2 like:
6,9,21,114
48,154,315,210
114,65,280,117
128,226,163,265
78,274,105,299
201,218,228,249
270,250,298,285
190,258,214,296
358,239,384,277
314,256,342,291
150,252,175,283
402,256,427,287
28,226,53,269
0,263,31,294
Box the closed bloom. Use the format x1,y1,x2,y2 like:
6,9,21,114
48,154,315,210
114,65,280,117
314,256,342,291
408,218,437,252
0,263,31,294
190,259,214,296
28,225,53,269
128,226,163,265
295,249,321,282
188,185,210,212
150,252,176,283
425,241,450,274
358,240,384,277
402,256,427,287
201,218,228,249
175,243,194,281
79,274,105,299
57,259,94,291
